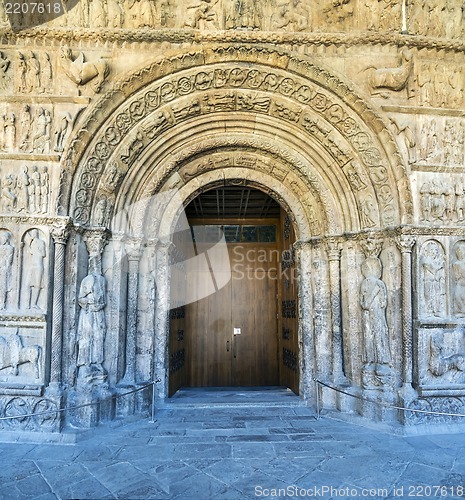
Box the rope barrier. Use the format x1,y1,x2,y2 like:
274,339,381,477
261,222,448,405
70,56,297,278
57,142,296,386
0,382,156,422
314,379,465,419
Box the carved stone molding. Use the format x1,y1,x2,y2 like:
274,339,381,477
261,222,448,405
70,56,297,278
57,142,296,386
50,218,73,245
83,228,110,258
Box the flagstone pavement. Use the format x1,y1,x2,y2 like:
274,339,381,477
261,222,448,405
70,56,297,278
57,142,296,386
0,388,464,500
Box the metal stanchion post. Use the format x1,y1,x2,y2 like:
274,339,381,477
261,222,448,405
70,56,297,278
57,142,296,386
315,379,320,420
149,381,156,423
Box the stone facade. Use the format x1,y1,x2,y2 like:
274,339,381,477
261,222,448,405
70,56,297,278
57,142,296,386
0,0,464,433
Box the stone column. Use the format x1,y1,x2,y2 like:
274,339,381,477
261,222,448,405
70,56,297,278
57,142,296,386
121,237,143,386
294,241,314,401
153,239,172,402
326,237,346,384
48,218,72,392
395,234,416,395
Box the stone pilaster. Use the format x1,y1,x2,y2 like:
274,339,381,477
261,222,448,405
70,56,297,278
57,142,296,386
326,237,346,384
121,237,143,386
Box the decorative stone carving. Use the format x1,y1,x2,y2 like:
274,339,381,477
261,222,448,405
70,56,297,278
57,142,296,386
76,272,107,384
365,48,414,99
417,118,464,166
0,230,14,310
54,112,73,153
0,330,41,379
429,337,465,379
452,241,465,317
19,104,32,153
419,179,465,224
419,240,446,318
185,0,220,29
360,256,392,383
0,166,50,214
22,229,47,311
272,0,310,31
32,107,52,154
59,46,109,94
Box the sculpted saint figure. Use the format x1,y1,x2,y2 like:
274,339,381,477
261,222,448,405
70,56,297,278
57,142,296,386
360,257,391,374
76,273,107,379
24,230,46,309
0,232,14,310
453,243,465,317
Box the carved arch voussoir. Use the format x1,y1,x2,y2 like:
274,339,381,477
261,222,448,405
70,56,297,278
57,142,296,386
63,46,412,231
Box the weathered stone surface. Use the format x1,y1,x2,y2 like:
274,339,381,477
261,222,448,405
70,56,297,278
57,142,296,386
0,0,464,434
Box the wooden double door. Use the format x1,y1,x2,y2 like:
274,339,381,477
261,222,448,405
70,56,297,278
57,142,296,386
187,243,279,387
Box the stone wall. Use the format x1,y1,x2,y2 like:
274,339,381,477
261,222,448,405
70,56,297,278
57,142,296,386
0,0,464,432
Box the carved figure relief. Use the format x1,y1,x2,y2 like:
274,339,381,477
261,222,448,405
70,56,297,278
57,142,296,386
364,49,414,99
0,330,42,380
0,51,10,90
272,0,310,31
3,112,16,151
226,0,262,29
23,229,47,310
418,118,464,166
429,338,465,380
185,0,219,29
452,241,465,317
59,46,109,94
360,256,391,373
321,0,354,31
76,272,107,383
417,63,464,109
54,112,73,152
420,179,465,224
420,240,446,318
0,166,50,214
0,230,14,310
39,53,53,94
32,107,52,154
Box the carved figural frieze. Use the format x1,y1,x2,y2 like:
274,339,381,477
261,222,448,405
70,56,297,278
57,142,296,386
0,166,50,214
59,46,109,94
0,230,14,310
420,179,465,224
0,330,41,380
76,272,107,384
360,256,392,386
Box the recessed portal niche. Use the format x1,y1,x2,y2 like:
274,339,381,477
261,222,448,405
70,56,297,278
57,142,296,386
168,185,299,396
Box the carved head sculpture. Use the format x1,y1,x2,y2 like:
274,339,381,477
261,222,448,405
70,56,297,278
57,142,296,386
361,256,382,280
455,242,465,261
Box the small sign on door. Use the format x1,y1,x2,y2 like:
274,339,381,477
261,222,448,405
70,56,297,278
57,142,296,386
234,327,241,335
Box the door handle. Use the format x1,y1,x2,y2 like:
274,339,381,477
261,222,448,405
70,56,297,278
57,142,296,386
226,340,230,352
233,336,237,358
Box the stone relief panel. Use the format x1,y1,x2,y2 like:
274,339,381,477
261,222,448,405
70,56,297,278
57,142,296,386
451,241,465,318
408,0,465,39
416,62,464,109
0,229,14,311
0,394,59,432
11,0,465,36
418,240,447,319
20,229,48,312
415,117,465,168
0,325,44,385
416,328,465,396
417,174,465,225
0,163,52,215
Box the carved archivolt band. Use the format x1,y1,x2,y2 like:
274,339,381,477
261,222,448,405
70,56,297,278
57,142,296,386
62,47,412,232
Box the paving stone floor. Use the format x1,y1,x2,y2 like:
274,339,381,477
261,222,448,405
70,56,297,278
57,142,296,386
1,388,465,500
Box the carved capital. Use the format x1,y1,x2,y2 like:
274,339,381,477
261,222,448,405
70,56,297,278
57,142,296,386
360,232,383,258
326,237,341,261
83,228,110,257
50,218,73,245
124,236,144,261
395,234,416,254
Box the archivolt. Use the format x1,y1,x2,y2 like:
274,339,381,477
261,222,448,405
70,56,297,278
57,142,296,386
61,45,413,233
